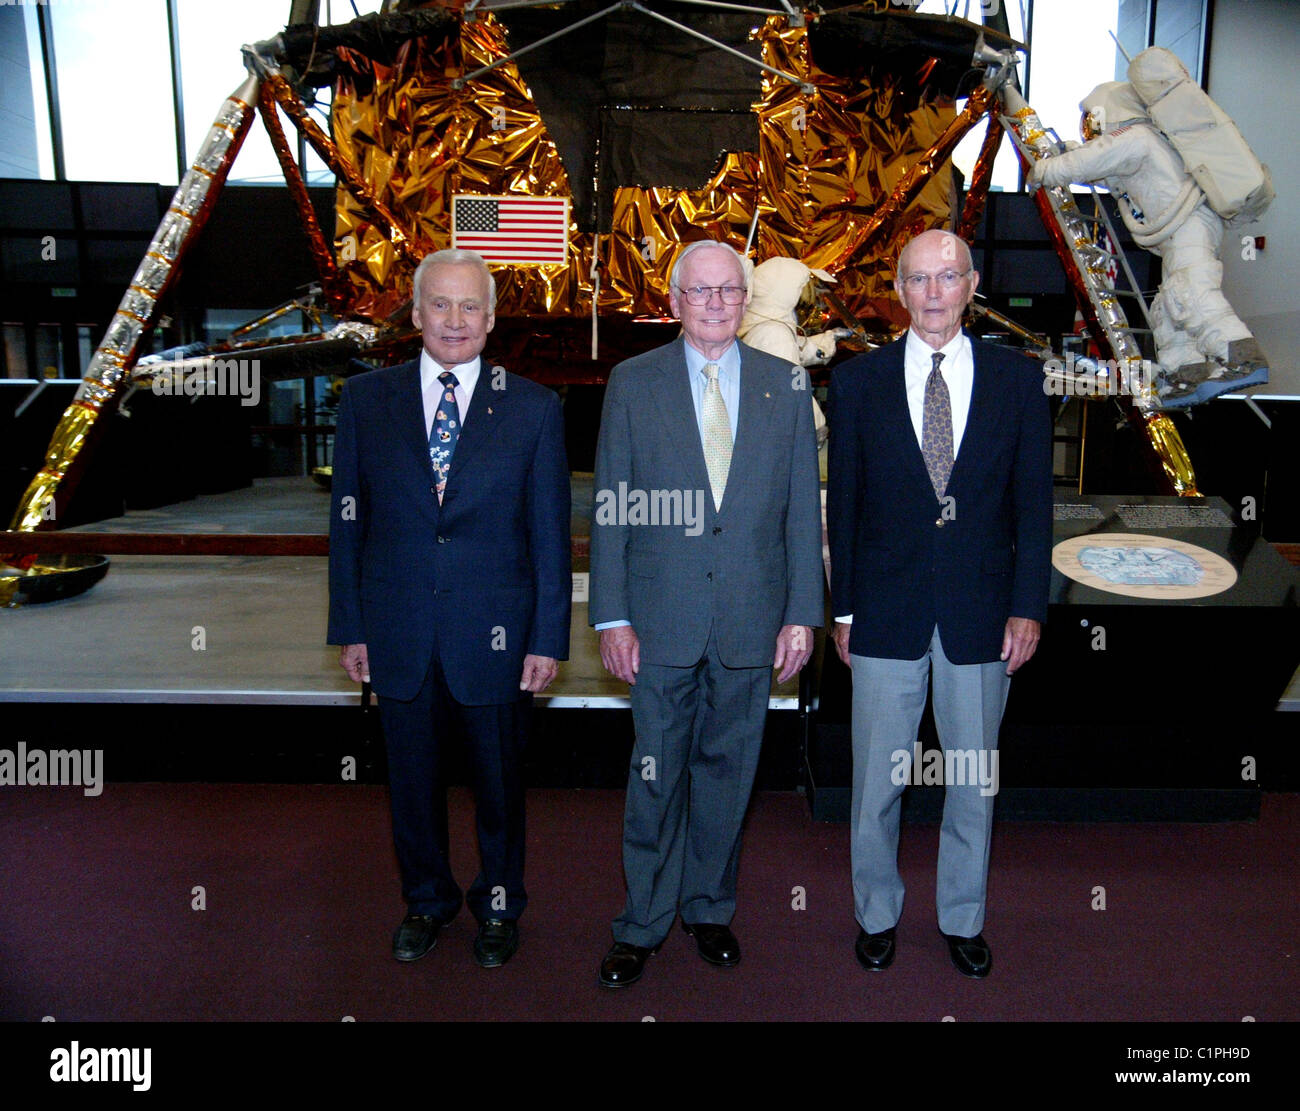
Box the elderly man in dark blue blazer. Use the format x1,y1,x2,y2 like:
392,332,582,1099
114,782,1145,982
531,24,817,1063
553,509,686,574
827,229,1052,979
328,248,571,970
590,240,824,988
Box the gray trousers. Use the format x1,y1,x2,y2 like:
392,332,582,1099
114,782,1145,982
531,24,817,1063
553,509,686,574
850,626,1010,937
613,629,771,947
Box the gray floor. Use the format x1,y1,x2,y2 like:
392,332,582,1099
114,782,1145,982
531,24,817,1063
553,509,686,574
0,477,800,706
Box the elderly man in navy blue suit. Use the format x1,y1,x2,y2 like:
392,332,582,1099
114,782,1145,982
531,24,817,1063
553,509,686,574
328,248,571,969
827,229,1052,979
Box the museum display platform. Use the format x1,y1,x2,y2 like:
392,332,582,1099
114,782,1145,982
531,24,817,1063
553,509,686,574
807,494,1300,821
0,476,806,789
3,483,1296,809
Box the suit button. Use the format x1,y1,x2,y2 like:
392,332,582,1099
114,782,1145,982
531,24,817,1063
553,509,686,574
430,486,436,495
935,518,944,527
706,572,713,581
437,536,448,544
713,527,722,536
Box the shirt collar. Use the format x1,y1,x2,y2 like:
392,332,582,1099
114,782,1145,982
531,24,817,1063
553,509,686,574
420,350,481,393
905,328,967,368
682,338,740,380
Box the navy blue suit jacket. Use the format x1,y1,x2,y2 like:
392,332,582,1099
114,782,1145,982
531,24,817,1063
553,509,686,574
327,358,571,704
827,334,1052,664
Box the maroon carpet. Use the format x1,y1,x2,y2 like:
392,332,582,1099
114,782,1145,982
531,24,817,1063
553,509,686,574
2,785,1296,1022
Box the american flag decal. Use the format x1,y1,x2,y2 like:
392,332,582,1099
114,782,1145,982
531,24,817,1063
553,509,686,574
452,195,570,265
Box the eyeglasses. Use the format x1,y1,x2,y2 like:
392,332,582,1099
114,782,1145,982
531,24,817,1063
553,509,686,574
677,285,747,305
899,269,972,291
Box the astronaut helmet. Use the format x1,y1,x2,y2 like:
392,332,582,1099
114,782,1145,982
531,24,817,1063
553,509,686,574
1079,80,1148,141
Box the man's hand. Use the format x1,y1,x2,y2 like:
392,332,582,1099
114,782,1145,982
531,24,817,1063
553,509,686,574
831,621,852,667
599,626,640,685
520,654,559,693
339,643,370,683
1001,617,1041,675
774,624,814,684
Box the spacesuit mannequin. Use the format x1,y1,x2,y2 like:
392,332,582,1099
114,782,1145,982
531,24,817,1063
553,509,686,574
739,257,850,477
1028,81,1267,402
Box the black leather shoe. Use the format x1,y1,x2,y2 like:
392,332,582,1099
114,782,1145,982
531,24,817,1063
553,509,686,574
681,921,740,967
473,919,520,968
392,913,448,962
942,931,992,978
855,926,896,971
598,941,660,988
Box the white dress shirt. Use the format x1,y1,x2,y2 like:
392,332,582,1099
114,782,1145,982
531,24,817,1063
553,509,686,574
837,329,975,626
420,351,481,440
904,327,973,456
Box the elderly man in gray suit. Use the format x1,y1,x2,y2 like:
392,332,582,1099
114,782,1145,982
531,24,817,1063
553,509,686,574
589,239,824,988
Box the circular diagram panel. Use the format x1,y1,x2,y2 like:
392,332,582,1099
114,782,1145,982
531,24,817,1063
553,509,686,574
1052,532,1238,600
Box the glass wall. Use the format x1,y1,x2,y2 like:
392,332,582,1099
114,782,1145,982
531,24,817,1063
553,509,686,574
0,5,55,179
2,1,1201,195
50,0,179,184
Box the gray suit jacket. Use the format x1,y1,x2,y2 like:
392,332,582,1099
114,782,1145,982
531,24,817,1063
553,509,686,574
589,337,824,668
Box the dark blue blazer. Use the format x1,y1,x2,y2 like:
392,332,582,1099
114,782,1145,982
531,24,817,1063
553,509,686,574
827,334,1052,664
327,358,571,704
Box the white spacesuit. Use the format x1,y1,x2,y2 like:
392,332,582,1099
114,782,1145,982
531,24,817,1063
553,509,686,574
739,257,849,476
1029,80,1267,402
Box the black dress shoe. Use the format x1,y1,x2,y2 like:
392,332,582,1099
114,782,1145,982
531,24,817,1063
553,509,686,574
855,926,896,971
473,919,520,968
598,941,660,988
392,913,448,962
681,921,740,967
942,931,992,978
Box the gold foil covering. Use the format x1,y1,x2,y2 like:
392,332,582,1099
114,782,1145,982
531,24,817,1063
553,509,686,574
331,11,962,329
1140,412,1200,496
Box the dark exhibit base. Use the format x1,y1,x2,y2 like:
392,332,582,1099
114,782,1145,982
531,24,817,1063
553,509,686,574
806,494,1300,822
0,701,805,795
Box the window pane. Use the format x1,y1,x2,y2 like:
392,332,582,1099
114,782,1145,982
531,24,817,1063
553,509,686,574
1027,0,1122,149
0,5,55,178
302,85,335,186
3,323,28,378
33,324,62,379
176,0,282,185
323,0,385,23
51,0,178,184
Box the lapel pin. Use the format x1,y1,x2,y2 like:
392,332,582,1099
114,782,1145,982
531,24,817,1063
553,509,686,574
764,392,771,398
487,406,493,415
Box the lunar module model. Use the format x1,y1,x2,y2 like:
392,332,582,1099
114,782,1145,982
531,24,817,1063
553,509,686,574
2,0,1274,602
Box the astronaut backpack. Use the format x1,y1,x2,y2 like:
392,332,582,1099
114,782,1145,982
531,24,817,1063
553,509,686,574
1127,46,1274,225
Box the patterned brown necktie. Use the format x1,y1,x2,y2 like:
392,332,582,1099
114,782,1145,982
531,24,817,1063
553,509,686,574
921,351,953,500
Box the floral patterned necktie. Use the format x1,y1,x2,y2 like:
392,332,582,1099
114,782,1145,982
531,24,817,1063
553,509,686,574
430,370,460,503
